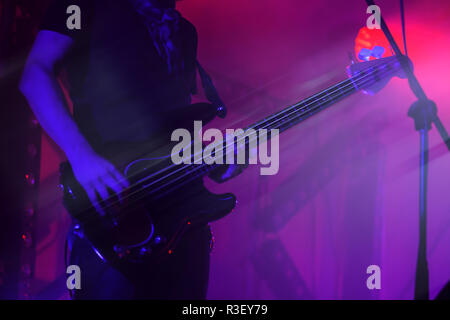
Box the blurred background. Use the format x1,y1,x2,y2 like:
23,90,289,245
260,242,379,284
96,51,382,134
0,0,449,299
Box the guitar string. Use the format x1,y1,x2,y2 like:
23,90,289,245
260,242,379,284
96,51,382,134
111,58,394,192
123,61,388,185
94,59,399,215
120,59,397,193
121,59,398,195
141,60,398,197
85,58,400,217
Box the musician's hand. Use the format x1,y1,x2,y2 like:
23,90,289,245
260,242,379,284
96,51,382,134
68,148,129,216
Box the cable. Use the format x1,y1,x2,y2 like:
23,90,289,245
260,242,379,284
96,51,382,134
400,0,408,56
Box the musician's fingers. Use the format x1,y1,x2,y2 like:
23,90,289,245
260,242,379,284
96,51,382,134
85,185,105,216
94,182,110,206
107,165,130,190
102,174,124,203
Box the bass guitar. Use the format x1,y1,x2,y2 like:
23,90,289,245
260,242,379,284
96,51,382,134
60,55,408,265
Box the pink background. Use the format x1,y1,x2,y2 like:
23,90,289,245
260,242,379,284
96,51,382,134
33,0,450,299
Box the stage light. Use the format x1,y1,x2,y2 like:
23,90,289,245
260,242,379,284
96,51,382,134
355,26,392,62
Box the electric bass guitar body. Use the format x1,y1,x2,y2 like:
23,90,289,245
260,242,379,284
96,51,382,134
60,103,237,266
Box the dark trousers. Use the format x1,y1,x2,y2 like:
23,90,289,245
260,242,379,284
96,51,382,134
68,225,212,300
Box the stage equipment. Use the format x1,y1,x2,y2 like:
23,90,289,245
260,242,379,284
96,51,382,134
365,0,450,300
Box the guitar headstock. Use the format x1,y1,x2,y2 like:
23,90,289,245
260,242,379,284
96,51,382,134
347,55,411,95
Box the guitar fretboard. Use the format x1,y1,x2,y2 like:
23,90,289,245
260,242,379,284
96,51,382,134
249,59,400,135
132,57,403,201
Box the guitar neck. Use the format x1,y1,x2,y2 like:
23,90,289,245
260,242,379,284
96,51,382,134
247,58,400,136
133,57,403,200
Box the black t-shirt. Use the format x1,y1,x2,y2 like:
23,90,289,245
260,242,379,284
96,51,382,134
41,0,198,149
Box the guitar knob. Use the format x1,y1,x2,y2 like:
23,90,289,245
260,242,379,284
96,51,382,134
114,245,125,258
139,246,151,256
72,224,84,239
111,217,119,227
153,235,166,245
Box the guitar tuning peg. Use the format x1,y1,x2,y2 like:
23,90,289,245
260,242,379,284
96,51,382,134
358,48,372,61
371,46,385,59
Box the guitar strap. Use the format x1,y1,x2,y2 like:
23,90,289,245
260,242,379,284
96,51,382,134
126,1,226,117
196,61,227,118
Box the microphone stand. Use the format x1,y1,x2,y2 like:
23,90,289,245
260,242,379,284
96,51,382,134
365,0,450,300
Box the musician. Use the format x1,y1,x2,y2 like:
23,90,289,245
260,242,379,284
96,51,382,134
20,0,238,299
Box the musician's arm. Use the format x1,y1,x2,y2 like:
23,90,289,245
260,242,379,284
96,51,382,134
20,31,88,162
20,30,128,214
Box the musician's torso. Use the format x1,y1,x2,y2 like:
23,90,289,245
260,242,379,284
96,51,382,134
48,0,198,149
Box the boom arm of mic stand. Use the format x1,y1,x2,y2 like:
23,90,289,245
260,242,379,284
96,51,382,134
365,0,450,151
